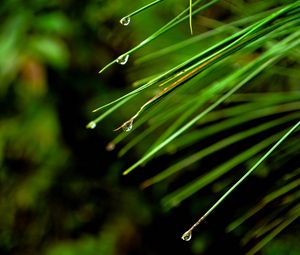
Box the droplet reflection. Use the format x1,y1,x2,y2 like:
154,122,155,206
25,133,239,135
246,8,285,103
122,121,133,132
120,16,131,26
181,231,192,241
116,54,129,65
87,121,96,129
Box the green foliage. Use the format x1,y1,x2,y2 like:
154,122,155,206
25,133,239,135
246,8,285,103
1,0,300,254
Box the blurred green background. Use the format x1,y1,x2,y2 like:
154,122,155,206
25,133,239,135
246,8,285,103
1,0,299,255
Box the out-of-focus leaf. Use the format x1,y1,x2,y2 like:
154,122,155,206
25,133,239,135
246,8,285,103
34,12,73,36
28,36,70,68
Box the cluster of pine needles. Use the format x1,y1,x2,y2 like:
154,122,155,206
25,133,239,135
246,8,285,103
88,1,300,253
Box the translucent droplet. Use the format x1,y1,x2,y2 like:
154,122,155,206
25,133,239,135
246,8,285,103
116,54,129,65
181,231,192,241
87,121,96,129
120,16,131,26
122,121,133,132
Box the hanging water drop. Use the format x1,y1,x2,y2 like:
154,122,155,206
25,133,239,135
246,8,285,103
116,54,129,65
181,231,192,241
87,121,97,129
120,16,131,26
122,121,133,132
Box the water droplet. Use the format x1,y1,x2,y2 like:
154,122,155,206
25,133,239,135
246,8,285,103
181,231,192,241
120,16,131,26
87,121,96,129
116,54,129,65
122,121,133,132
